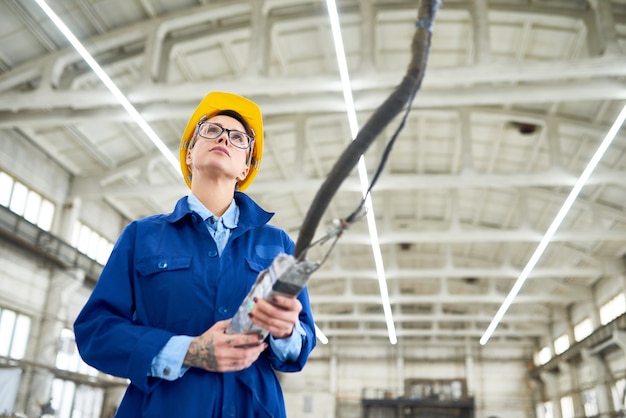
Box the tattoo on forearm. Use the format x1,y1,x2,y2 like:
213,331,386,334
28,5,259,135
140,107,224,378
185,336,218,371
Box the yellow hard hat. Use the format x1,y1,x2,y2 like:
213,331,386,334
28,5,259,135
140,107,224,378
179,92,263,191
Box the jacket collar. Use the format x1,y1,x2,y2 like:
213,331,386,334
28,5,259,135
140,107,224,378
165,192,273,229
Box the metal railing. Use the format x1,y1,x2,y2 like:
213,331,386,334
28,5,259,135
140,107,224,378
0,204,102,284
530,313,626,375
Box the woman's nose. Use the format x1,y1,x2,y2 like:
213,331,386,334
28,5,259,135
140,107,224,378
216,132,229,144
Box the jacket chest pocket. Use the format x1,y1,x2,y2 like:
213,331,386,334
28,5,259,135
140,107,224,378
135,255,195,302
134,255,197,330
136,255,192,277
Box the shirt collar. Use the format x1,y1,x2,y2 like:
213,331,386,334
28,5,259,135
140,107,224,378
165,192,272,229
186,193,239,229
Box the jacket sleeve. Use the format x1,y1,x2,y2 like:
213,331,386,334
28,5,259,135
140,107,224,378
269,286,317,372
73,222,174,393
267,236,317,372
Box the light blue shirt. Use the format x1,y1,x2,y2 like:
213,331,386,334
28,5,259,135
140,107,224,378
187,193,238,255
150,194,305,380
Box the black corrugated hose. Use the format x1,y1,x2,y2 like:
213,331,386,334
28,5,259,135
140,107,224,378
294,0,441,259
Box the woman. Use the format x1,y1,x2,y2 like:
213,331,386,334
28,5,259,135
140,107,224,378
74,92,316,417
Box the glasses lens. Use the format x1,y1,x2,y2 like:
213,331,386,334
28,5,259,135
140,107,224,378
229,131,248,148
201,123,222,139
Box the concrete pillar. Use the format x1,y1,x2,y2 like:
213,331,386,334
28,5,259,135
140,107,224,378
24,268,84,417
329,344,338,418
57,196,81,243
465,344,474,396
581,348,613,418
100,386,126,418
588,0,620,56
359,0,376,73
560,362,585,418
245,0,268,77
528,374,546,416
470,0,492,64
393,345,404,397
539,371,561,418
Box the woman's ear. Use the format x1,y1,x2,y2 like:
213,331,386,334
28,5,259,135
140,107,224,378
185,148,193,166
237,166,250,182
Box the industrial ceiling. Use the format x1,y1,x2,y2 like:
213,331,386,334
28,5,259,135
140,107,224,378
0,0,625,349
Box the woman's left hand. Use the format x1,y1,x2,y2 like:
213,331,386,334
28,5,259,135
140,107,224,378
249,295,302,339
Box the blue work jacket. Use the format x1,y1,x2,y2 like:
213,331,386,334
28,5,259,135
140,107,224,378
74,192,316,417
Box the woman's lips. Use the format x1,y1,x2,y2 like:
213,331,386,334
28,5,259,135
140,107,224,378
210,145,230,157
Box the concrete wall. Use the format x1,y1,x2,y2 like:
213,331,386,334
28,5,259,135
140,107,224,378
2,132,626,418
281,342,535,418
0,131,70,211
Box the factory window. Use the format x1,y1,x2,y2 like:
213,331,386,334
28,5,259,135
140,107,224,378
50,378,104,418
0,308,31,360
574,318,593,341
8,181,27,215
0,171,55,231
0,172,12,206
600,293,626,325
71,222,114,264
51,329,104,418
535,346,551,365
613,378,626,411
560,396,574,418
536,401,554,418
56,328,98,376
582,389,599,417
553,334,570,355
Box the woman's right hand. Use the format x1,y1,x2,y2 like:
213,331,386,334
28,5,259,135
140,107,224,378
183,319,267,372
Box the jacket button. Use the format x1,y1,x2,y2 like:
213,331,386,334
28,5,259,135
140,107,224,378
208,250,218,257
157,261,167,269
218,307,228,314
191,214,198,222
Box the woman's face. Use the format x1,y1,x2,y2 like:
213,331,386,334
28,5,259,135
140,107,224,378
185,114,250,185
